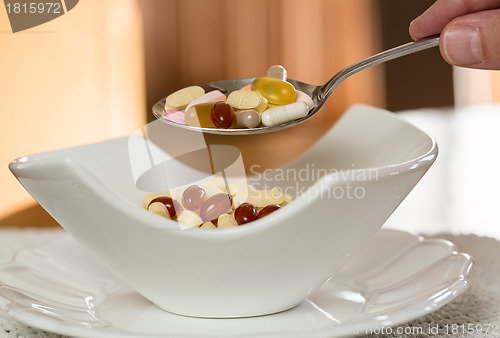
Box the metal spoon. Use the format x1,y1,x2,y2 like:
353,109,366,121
153,36,440,135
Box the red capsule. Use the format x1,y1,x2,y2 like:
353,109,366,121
149,196,181,218
234,203,258,225
182,185,207,211
210,101,235,129
257,204,281,219
199,193,233,222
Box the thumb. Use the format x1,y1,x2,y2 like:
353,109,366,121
441,9,500,70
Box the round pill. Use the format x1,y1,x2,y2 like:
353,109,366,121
227,90,268,113
235,109,260,128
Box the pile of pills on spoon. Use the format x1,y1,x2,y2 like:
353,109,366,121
142,178,293,229
162,65,315,129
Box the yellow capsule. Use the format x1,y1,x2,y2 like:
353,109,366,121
184,102,216,128
251,77,296,105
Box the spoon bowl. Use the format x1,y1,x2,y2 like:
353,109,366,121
153,77,317,135
153,36,440,135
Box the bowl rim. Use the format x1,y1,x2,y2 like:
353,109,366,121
10,105,438,237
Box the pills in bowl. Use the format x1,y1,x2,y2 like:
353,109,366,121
161,65,314,130
143,181,293,229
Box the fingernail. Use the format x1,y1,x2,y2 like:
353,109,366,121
443,25,483,66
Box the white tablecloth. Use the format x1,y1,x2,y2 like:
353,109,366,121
0,228,499,338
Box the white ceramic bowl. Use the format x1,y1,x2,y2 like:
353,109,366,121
9,105,437,318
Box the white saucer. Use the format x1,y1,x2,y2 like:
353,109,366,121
0,229,473,338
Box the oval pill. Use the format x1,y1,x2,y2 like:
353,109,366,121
185,90,226,112
227,90,268,113
165,85,205,111
199,193,233,222
251,77,296,105
235,109,260,128
261,101,309,127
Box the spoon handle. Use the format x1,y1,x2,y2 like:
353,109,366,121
318,35,440,101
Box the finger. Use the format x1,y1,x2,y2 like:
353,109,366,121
440,9,500,69
410,0,500,40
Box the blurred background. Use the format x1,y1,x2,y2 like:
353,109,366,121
1,0,499,227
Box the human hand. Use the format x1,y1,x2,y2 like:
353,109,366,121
410,0,500,70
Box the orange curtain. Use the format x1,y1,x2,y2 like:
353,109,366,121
0,0,146,224
140,0,383,169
